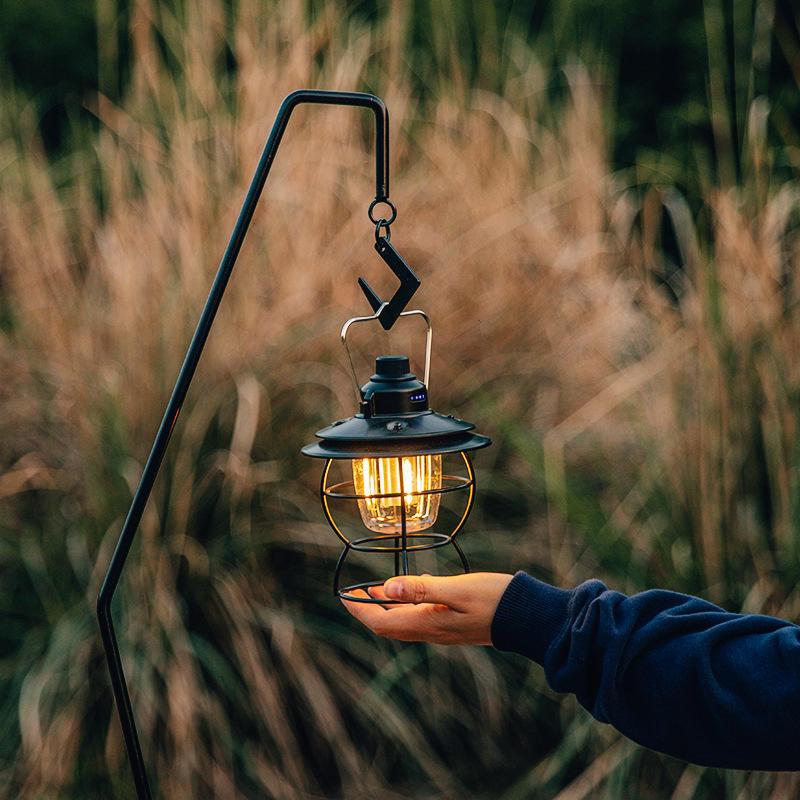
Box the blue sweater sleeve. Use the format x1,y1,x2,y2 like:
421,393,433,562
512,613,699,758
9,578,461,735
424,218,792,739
490,571,800,770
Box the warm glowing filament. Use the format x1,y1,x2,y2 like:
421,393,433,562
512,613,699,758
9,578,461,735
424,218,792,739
352,455,442,533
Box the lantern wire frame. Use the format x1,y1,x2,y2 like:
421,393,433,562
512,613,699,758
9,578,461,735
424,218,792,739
320,451,476,603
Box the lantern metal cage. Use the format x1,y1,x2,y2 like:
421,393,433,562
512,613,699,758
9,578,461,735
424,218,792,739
302,308,490,602
302,309,491,604
320,450,477,602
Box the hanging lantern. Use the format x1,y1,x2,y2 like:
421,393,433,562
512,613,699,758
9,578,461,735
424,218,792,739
302,311,490,602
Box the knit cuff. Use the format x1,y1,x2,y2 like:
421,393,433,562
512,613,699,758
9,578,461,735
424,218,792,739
490,571,574,664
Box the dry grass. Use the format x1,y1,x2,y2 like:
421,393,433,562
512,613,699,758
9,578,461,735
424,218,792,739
1,1,799,798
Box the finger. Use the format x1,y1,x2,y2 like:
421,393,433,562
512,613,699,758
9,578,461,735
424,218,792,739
340,589,389,632
365,584,396,610
360,602,454,642
382,574,469,609
342,589,457,642
372,574,430,604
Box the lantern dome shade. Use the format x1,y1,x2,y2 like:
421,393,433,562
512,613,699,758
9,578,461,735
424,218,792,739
301,410,491,459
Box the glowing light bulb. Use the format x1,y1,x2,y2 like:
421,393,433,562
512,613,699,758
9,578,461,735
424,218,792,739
352,455,442,533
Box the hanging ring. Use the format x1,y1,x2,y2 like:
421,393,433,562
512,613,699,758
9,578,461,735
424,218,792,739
374,218,392,242
368,197,397,226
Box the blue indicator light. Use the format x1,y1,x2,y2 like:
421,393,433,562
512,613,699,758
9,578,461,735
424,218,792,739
410,392,427,402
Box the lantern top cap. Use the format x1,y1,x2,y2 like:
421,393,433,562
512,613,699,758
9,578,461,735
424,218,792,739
373,355,412,379
358,353,428,417
302,349,492,459
302,407,491,460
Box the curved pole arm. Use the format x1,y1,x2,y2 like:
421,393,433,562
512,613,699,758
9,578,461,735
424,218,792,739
96,90,391,800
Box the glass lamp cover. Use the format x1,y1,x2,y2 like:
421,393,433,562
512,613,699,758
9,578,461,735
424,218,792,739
352,454,442,533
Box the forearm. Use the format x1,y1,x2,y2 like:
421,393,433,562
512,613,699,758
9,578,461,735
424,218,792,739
491,572,800,771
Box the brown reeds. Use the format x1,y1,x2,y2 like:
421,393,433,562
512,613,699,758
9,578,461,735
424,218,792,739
1,1,798,798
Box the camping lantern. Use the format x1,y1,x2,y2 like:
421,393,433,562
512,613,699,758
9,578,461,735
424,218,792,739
303,319,490,602
96,89,490,800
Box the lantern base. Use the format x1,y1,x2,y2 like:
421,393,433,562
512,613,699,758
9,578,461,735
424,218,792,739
347,531,451,552
333,537,469,604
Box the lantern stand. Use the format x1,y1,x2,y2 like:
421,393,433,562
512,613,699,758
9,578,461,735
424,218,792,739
96,90,489,800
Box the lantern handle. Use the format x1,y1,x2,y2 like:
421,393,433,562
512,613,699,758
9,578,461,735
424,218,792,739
340,308,432,403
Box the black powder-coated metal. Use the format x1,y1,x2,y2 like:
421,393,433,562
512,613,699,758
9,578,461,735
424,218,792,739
302,355,492,458
321,452,477,604
96,89,393,800
360,354,428,415
301,411,491,458
359,237,421,330
301,430,491,459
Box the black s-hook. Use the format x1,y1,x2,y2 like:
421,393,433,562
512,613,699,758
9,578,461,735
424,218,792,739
358,198,421,330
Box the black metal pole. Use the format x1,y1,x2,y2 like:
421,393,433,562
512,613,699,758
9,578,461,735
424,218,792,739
96,90,390,800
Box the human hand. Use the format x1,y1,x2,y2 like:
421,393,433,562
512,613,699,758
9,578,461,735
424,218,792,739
341,572,514,645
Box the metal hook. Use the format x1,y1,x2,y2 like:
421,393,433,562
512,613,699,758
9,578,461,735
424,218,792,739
358,233,421,331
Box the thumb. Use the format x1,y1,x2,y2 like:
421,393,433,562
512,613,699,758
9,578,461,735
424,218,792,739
383,574,463,606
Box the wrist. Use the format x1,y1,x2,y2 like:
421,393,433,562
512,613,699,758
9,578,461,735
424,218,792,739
490,571,574,664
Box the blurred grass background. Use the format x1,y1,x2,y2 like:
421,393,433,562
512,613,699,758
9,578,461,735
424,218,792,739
2,1,800,797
